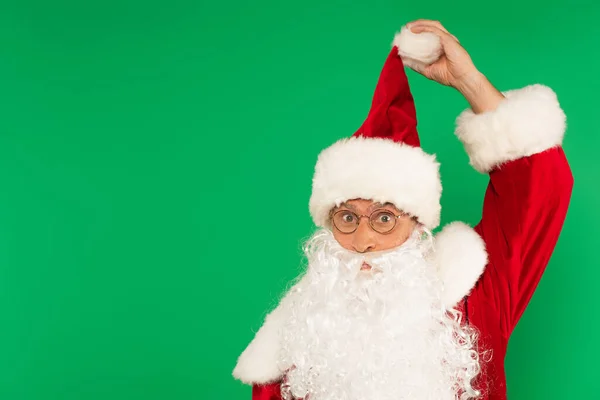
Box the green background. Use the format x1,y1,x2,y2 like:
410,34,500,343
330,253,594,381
0,0,597,398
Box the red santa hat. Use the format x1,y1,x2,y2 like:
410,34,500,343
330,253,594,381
309,26,443,229
232,27,495,386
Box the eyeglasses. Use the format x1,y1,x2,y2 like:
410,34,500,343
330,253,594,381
331,209,408,234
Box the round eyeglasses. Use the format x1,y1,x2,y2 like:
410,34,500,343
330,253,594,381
331,209,407,234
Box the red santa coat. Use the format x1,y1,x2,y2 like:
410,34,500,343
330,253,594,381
465,148,573,397
238,84,573,400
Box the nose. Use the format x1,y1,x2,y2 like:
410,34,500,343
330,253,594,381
351,219,376,253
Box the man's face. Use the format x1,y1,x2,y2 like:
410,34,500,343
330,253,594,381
331,198,418,257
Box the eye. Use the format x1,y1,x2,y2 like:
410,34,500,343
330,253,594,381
373,211,394,224
342,213,355,223
378,214,391,223
370,210,396,233
332,210,359,233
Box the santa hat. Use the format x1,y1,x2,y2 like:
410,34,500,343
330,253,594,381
309,26,443,229
232,27,493,386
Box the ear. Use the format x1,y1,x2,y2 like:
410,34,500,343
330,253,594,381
428,222,488,307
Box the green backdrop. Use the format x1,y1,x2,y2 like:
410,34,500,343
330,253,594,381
0,0,597,399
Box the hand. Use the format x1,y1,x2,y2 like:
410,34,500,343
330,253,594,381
406,20,481,91
407,19,505,114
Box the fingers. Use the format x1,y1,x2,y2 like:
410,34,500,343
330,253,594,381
407,20,459,43
408,19,448,32
408,24,458,45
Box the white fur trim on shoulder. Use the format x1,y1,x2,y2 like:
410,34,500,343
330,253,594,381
232,277,309,385
455,84,566,173
309,137,442,230
232,302,287,385
393,25,442,71
430,222,488,308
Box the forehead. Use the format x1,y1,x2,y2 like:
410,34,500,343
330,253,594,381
338,199,399,213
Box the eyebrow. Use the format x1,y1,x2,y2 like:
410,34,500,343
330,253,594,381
368,202,396,212
338,202,397,214
367,202,384,212
339,202,358,212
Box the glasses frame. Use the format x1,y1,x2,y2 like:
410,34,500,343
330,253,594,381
331,209,408,234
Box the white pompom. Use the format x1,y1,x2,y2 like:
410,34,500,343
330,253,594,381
392,25,442,66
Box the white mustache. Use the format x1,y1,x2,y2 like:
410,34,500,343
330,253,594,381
341,233,424,276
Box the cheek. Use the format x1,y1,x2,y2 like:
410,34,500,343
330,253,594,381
378,221,416,250
332,230,355,251
377,233,406,250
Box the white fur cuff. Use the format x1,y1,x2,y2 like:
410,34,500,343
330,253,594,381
455,84,566,173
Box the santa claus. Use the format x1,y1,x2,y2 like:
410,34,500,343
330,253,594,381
232,19,573,400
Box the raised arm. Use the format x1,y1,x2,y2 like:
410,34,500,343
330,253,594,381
455,77,573,334
408,20,574,333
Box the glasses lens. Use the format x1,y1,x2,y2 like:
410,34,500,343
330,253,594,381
333,210,359,233
370,210,396,233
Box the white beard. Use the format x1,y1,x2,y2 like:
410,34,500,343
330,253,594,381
277,229,481,400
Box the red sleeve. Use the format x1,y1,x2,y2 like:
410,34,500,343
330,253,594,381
474,147,573,334
454,84,573,335
252,383,282,400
